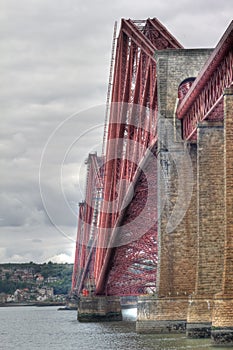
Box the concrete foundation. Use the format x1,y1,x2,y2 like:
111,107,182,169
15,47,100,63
77,296,122,322
211,328,233,346
186,323,211,338
186,296,213,338
211,296,233,346
137,319,186,334
136,296,187,333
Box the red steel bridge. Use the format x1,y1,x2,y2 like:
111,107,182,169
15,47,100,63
71,18,233,298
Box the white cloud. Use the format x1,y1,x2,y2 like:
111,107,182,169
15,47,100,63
46,253,74,264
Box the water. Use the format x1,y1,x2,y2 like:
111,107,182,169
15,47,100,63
0,306,231,350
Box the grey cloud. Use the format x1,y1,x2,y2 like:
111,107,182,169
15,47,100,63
31,239,43,243
0,189,46,227
0,226,75,263
0,0,232,263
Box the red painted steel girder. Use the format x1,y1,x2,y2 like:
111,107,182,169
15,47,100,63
71,153,103,295
71,202,85,292
94,19,182,295
105,149,158,296
177,21,233,140
72,18,183,297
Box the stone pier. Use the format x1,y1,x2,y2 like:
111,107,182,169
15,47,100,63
149,49,210,335
211,88,233,346
77,296,122,322
186,122,225,338
136,296,187,333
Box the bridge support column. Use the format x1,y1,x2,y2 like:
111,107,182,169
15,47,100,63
136,296,187,333
186,121,224,338
142,138,197,334
77,296,122,322
211,87,233,346
151,140,197,334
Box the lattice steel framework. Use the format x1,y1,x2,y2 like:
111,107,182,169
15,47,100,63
71,153,103,294
177,21,233,140
72,18,182,296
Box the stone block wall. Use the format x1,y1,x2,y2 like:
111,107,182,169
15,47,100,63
222,87,233,296
211,87,233,344
156,49,212,300
196,121,225,296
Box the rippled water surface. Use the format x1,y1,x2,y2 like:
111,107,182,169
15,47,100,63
0,306,231,350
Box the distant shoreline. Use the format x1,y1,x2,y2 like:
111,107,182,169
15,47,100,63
0,302,66,307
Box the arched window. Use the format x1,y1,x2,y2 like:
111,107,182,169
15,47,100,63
178,77,196,100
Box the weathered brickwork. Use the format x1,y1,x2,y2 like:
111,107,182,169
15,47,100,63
222,87,233,295
156,50,211,298
157,143,198,298
212,297,233,327
211,88,233,343
196,122,224,296
155,49,213,121
187,298,214,324
186,122,225,337
155,50,211,326
137,49,214,333
137,296,187,333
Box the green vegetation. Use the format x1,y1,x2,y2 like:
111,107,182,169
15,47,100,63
0,280,30,294
0,262,73,295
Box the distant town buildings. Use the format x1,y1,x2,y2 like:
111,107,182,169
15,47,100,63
0,263,72,305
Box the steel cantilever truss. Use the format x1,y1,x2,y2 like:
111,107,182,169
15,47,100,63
177,21,233,140
72,18,182,296
71,153,103,294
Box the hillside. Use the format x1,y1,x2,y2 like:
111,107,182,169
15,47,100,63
0,262,73,298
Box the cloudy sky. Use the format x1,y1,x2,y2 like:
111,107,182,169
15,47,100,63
0,0,232,264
